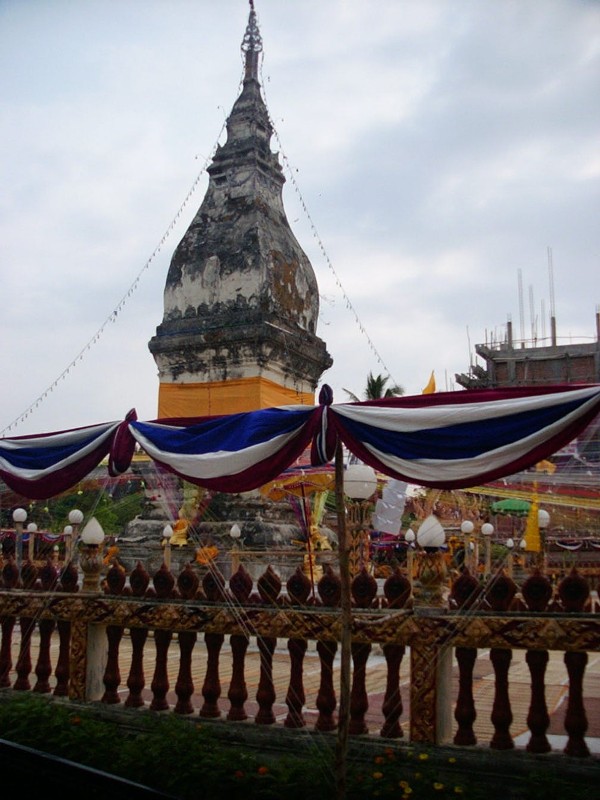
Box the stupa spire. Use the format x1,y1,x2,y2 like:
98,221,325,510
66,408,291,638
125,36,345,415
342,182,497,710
242,0,262,81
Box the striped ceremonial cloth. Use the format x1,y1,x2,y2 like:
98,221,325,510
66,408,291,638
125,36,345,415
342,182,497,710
1,384,599,498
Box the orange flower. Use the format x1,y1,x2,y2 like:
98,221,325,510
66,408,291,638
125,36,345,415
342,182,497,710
196,545,219,565
374,755,385,764
234,770,244,780
70,716,81,725
372,771,383,780
257,766,269,776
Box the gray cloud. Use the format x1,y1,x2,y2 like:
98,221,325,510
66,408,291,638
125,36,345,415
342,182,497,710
1,0,598,433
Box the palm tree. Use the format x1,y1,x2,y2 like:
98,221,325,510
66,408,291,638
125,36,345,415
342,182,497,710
343,371,404,402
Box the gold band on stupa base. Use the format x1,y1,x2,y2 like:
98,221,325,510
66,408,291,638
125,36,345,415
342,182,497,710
157,377,315,418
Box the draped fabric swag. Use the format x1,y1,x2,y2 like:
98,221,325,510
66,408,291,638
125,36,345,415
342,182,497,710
1,384,599,500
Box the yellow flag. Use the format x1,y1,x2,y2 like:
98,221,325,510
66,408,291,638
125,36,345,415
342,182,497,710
535,459,556,474
422,370,436,394
523,497,541,552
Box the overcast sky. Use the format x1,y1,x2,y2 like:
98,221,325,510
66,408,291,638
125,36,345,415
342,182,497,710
1,0,599,437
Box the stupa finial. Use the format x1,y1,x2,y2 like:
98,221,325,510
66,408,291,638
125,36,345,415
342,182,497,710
242,0,263,80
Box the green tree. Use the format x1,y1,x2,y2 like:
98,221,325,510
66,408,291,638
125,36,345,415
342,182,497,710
343,371,404,402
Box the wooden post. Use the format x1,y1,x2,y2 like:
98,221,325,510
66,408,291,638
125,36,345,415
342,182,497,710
334,439,351,800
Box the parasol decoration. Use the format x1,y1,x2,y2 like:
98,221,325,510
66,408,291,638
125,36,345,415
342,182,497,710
259,467,336,593
491,498,531,517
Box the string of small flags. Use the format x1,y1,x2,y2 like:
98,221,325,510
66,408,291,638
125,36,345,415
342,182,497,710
260,65,399,390
1,113,231,436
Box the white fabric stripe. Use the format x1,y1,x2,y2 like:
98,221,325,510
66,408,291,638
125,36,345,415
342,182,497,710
364,394,600,482
334,386,600,433
130,425,306,480
0,422,118,451
0,423,119,480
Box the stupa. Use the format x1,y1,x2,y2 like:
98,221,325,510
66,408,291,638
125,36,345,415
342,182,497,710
148,2,332,418
124,3,336,573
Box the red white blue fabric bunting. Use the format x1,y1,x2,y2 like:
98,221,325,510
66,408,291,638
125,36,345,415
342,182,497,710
327,384,600,489
127,406,323,493
0,422,120,499
0,384,598,498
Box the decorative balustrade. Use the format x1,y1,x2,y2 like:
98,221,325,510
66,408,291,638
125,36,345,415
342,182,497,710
0,555,599,760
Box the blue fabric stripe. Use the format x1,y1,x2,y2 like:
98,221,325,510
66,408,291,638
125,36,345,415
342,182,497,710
0,429,112,471
132,407,315,455
338,397,584,461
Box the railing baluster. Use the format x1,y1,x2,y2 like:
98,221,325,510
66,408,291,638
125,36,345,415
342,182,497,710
315,566,341,732
33,618,55,694
525,649,551,753
484,572,518,750
53,562,80,698
450,571,483,747
563,651,589,757
200,632,224,718
348,568,378,736
0,616,16,688
33,561,59,694
102,563,127,704
174,565,200,716
454,647,477,745
283,568,312,729
227,634,249,721
255,566,282,725
284,638,307,728
256,636,276,724
315,640,337,731
381,644,405,738
522,571,553,754
53,619,71,697
149,563,176,712
558,569,591,757
489,648,514,749
379,568,411,739
125,627,148,708
175,630,197,715
199,568,228,719
226,566,253,722
150,629,173,711
349,642,371,735
125,562,151,708
101,625,123,704
1,563,20,688
14,616,35,690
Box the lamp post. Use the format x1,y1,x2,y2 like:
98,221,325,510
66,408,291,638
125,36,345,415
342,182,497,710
519,537,527,574
79,517,105,592
460,520,474,572
344,463,378,577
12,508,27,572
404,528,416,587
26,522,38,562
162,524,174,570
63,525,73,561
67,509,84,563
506,538,515,578
229,523,242,573
332,455,377,800
481,522,494,578
538,508,550,572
